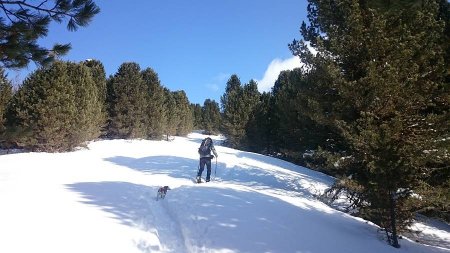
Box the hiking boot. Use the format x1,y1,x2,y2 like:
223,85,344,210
196,176,201,183
205,179,210,183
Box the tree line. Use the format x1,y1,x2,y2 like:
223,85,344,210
219,0,449,248
0,61,220,151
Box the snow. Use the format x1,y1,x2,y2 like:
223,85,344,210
0,132,448,253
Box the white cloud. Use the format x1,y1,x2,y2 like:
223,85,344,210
205,82,220,92
204,72,229,92
256,56,303,93
214,72,230,82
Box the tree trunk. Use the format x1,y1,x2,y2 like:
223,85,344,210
389,192,400,248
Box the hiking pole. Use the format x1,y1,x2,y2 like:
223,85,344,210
196,160,201,183
214,157,217,180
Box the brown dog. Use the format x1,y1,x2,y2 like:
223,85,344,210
156,186,171,200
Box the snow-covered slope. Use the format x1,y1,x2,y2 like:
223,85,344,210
0,132,448,253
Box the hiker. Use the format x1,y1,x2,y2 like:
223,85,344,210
196,137,218,183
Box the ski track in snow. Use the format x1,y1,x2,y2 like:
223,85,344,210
145,187,188,253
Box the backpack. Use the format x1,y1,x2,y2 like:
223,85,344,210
198,138,211,156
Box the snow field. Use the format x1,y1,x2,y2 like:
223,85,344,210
0,132,448,253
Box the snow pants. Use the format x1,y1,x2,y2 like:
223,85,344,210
197,157,212,181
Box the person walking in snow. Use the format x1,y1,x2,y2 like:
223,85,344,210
196,137,218,183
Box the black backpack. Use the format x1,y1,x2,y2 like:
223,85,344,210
198,138,212,156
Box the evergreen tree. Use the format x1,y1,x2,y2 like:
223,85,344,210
107,62,148,139
245,92,273,153
0,0,100,68
270,70,302,153
0,68,13,135
221,74,244,147
82,59,107,135
191,103,203,129
172,90,193,136
291,0,449,247
142,67,165,139
5,61,101,151
202,99,221,135
414,0,450,223
221,76,261,148
105,74,115,134
240,79,261,148
67,61,102,143
270,68,341,168
7,62,76,151
368,0,429,12
163,88,177,140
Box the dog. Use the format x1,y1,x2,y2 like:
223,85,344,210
156,186,171,200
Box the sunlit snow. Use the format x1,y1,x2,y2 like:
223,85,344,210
0,132,448,253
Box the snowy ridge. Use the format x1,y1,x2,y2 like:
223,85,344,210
0,132,448,253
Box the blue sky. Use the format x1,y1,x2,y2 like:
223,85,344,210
11,0,308,105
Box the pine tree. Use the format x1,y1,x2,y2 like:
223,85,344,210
142,67,165,139
163,88,177,140
221,76,261,148
5,61,101,151
202,99,221,135
107,62,148,139
270,68,341,168
172,90,193,136
105,75,115,135
221,74,244,147
10,62,77,151
0,68,13,135
0,0,100,68
271,70,302,153
413,0,450,224
245,92,273,153
67,61,102,144
82,59,107,135
240,79,261,148
291,0,449,247
191,103,203,129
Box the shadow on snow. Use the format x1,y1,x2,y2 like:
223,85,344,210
103,153,331,199
65,181,392,253
104,155,204,180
